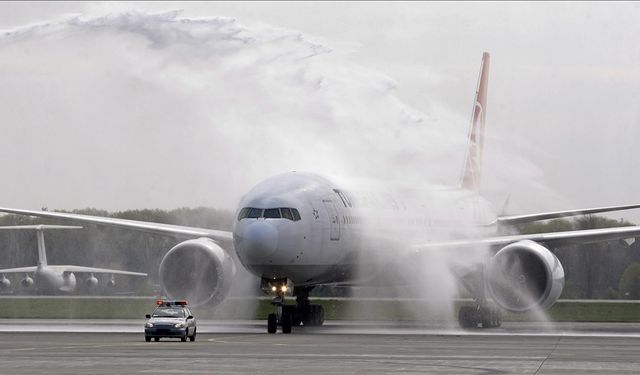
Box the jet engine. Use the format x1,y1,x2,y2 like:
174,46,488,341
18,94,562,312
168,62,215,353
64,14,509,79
159,238,236,307
21,275,34,287
486,240,565,313
86,275,99,288
0,275,10,289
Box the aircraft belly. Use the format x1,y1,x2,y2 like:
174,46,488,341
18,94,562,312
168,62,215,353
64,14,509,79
244,263,355,285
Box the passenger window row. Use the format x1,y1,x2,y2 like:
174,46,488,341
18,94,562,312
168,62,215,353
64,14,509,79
342,216,362,225
237,207,301,221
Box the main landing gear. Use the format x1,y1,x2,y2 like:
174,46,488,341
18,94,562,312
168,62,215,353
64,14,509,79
458,303,502,329
265,280,325,334
457,264,503,329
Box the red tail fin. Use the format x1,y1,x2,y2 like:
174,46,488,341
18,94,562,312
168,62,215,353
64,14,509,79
460,52,490,190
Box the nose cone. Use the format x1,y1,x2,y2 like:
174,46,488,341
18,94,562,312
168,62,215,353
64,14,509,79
235,221,279,265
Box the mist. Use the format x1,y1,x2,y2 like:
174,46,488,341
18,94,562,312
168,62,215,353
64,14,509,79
0,10,484,213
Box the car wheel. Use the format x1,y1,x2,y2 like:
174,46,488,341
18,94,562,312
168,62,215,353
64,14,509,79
145,336,151,342
154,337,160,342
190,328,196,342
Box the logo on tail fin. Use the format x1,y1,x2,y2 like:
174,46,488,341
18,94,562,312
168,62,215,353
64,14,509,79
460,52,490,190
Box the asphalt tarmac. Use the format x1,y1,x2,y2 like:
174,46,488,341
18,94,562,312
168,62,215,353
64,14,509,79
0,321,639,374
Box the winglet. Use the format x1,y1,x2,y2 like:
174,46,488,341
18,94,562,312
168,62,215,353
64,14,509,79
460,52,490,190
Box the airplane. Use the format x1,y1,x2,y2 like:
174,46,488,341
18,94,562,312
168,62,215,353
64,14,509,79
2,52,640,332
0,225,147,293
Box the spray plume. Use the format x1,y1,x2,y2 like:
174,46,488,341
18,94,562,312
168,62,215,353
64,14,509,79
0,11,556,325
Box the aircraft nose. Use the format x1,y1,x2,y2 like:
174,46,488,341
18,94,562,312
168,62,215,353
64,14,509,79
236,221,279,264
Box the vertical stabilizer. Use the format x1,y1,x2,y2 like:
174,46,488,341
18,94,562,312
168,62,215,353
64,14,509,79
460,52,490,190
0,225,82,267
35,226,47,267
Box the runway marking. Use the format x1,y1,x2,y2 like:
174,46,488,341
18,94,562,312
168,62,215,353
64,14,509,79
2,347,38,352
534,336,562,375
207,334,261,343
0,341,151,354
130,352,549,360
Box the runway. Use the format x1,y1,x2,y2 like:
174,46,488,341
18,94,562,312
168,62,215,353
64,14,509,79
0,321,639,374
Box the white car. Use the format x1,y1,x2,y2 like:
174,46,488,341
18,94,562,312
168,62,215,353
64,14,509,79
144,300,197,342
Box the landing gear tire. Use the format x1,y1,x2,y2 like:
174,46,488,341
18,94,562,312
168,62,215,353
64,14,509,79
292,313,302,327
458,306,477,329
302,304,325,326
281,311,292,334
458,305,503,329
481,307,502,328
318,305,324,326
267,313,277,334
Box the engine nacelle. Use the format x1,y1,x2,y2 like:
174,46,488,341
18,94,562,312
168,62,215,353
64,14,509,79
21,275,34,288
486,240,565,313
0,275,10,289
86,276,99,288
159,238,236,307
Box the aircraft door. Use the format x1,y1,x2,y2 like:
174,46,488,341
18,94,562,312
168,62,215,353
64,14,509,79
322,199,340,241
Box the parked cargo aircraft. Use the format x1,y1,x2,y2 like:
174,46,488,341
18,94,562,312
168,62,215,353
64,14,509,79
0,225,147,293
2,53,640,332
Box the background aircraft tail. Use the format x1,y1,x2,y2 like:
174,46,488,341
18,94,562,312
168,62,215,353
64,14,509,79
0,225,82,267
459,52,490,190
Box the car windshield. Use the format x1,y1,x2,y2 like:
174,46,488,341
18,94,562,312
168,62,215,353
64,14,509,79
152,307,185,318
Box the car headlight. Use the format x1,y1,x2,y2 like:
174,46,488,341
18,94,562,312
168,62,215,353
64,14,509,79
174,322,186,328
145,322,154,328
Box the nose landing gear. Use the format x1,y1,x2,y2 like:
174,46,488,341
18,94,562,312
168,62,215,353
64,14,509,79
264,279,325,334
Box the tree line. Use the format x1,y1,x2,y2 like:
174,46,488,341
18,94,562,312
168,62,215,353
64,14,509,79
513,216,640,299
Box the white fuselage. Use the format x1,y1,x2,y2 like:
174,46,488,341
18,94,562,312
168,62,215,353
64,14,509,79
232,172,498,286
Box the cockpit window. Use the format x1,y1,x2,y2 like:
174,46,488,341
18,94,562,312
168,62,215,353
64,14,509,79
291,208,301,221
281,208,293,220
237,207,250,221
264,208,281,219
237,207,301,221
247,208,263,218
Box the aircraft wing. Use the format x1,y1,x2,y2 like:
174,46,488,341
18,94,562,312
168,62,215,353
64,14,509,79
0,266,37,274
413,225,640,251
48,265,147,277
0,207,233,246
497,203,640,225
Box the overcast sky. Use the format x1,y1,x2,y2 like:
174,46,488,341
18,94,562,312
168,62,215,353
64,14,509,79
1,2,639,221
